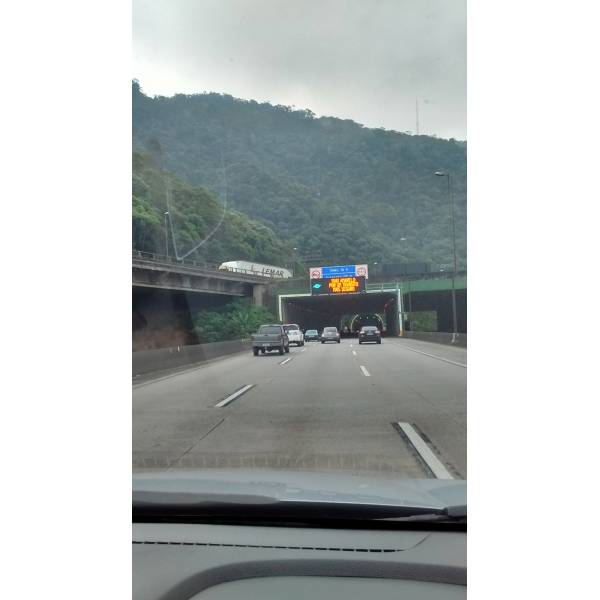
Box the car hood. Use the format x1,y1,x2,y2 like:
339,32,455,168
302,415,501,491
133,470,466,514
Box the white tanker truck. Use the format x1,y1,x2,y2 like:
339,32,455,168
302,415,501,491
218,261,293,279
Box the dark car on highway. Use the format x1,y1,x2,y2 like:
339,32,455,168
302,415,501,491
304,329,320,342
358,325,382,344
321,326,341,343
251,324,290,355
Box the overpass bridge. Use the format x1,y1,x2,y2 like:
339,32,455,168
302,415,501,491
132,251,276,304
132,251,287,350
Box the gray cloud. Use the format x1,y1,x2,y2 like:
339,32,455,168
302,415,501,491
133,0,466,139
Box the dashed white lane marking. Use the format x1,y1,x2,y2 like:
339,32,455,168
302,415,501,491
359,365,370,377
398,345,466,368
352,350,357,356
396,422,454,479
214,384,255,408
280,357,292,365
301,348,306,352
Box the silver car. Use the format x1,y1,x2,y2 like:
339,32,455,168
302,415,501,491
321,326,341,344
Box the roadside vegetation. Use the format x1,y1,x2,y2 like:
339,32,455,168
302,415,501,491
133,152,292,266
192,299,277,343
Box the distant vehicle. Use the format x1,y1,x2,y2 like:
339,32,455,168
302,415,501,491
283,324,304,346
358,325,381,344
251,324,290,356
321,326,341,344
219,261,293,279
304,329,320,342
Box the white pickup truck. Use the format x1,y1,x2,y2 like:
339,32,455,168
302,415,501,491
283,323,304,346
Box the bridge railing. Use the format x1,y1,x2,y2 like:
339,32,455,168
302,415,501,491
366,271,468,291
132,249,223,270
132,250,284,280
366,282,399,291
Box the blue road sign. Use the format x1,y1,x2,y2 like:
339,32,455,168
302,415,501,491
321,265,356,278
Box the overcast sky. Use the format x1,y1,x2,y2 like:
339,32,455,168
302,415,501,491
133,0,466,139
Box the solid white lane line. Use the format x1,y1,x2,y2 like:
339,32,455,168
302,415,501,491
398,345,466,368
396,422,454,479
280,357,292,365
214,384,255,408
360,365,370,377
352,350,357,356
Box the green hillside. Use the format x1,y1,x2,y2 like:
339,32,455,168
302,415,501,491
132,81,466,270
132,152,291,266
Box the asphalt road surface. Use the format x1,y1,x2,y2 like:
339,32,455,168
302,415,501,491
133,338,466,479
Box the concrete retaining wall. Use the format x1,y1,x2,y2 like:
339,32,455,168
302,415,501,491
402,331,467,347
133,339,252,376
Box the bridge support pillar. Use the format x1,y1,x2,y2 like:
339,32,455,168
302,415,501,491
252,284,267,307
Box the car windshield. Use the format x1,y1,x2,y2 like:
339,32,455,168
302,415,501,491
133,0,466,518
258,326,281,334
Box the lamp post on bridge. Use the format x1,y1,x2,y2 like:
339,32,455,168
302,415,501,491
292,247,300,276
434,171,458,342
164,211,170,259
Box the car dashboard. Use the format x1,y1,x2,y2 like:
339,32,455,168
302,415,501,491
133,521,466,599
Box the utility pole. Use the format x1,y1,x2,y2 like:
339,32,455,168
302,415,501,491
399,237,413,330
435,172,459,341
448,174,458,341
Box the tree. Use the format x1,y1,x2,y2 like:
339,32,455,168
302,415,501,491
193,300,277,342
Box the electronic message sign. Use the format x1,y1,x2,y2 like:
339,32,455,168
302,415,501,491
311,276,366,295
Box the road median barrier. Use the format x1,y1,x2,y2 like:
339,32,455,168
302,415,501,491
402,331,467,347
133,339,252,376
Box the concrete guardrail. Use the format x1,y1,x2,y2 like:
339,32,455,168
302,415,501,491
133,339,252,377
402,331,467,347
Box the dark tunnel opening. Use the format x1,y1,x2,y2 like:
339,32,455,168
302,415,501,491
280,292,400,337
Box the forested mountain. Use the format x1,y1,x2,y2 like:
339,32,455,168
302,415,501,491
133,81,466,269
133,152,290,265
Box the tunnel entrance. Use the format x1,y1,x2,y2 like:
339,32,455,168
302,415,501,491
350,313,385,333
279,291,400,336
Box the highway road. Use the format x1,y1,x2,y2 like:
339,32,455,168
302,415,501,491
133,338,466,479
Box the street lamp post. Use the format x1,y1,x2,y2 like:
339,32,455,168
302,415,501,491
292,247,299,276
435,172,458,341
164,211,170,259
398,237,413,330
